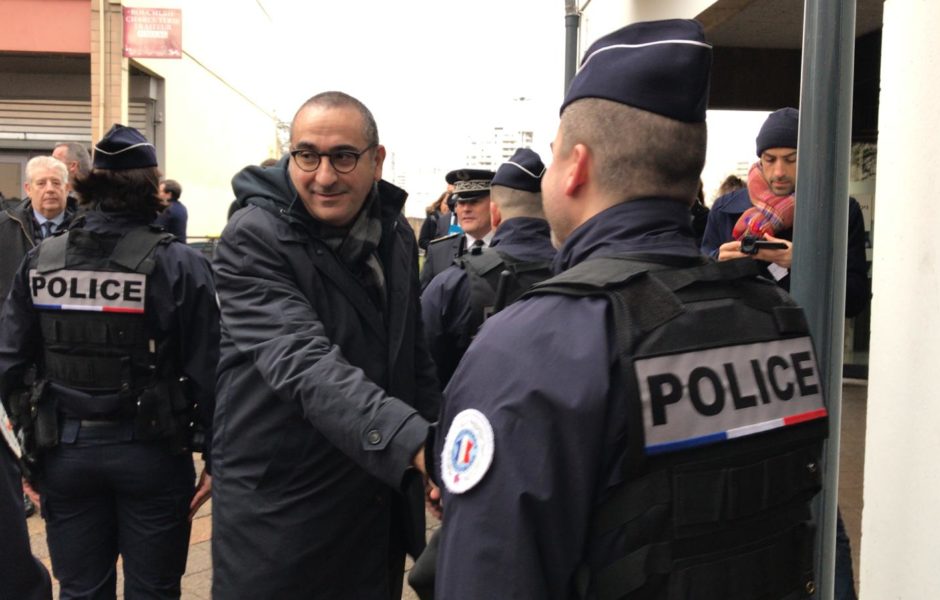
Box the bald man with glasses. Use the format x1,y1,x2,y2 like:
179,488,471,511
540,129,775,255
212,91,440,599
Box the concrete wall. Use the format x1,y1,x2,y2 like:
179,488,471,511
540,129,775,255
860,0,940,597
0,0,90,54
128,0,280,237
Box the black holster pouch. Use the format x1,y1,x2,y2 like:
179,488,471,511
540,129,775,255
32,380,59,450
134,377,193,454
7,380,56,481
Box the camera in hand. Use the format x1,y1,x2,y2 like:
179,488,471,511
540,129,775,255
740,236,788,255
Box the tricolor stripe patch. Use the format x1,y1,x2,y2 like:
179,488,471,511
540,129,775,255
34,303,145,314
646,407,828,455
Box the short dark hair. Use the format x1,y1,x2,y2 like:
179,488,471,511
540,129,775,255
560,99,706,203
491,187,544,219
161,179,182,201
73,167,162,217
291,91,379,146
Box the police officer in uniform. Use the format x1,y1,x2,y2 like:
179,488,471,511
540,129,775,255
422,148,555,388
0,124,218,600
434,20,829,599
419,168,495,289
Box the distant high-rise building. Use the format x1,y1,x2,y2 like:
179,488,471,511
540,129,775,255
463,97,536,169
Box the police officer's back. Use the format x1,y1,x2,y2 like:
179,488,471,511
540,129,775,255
421,148,555,388
433,20,828,600
0,124,218,600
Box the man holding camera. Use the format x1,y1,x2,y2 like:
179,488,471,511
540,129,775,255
700,107,869,318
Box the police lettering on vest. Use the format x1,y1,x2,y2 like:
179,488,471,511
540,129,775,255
29,269,147,313
636,336,827,455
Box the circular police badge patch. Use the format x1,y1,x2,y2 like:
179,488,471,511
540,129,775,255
442,409,495,494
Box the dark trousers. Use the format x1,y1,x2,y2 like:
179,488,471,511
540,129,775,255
39,424,194,600
1,445,51,600
835,510,858,600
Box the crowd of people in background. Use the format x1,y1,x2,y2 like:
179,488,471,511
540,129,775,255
1,17,868,600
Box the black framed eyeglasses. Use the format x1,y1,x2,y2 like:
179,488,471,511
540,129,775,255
289,144,377,174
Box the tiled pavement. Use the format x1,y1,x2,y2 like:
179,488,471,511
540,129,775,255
25,382,866,599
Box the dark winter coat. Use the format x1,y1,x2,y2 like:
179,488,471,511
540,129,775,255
0,199,72,311
211,160,441,599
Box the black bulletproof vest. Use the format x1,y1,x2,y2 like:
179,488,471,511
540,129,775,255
30,227,174,419
525,255,829,600
421,232,465,290
458,247,553,342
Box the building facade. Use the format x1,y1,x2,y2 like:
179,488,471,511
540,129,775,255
0,0,280,237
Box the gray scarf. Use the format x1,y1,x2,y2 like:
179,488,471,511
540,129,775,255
311,184,386,311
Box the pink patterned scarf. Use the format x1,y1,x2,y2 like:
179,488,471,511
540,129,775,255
731,162,795,240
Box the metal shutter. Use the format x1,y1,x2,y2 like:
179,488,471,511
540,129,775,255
0,99,91,145
0,99,153,147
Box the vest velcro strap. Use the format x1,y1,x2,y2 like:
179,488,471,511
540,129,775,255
528,256,654,293
40,313,147,345
44,351,128,389
52,383,126,419
512,260,552,274
111,228,174,275
594,542,672,600
595,524,814,600
674,446,823,528
668,525,815,600
774,306,810,335
652,258,761,292
610,275,684,356
591,470,671,537
461,249,505,276
36,230,70,273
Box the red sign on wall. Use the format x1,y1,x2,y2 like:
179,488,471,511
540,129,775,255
123,7,182,59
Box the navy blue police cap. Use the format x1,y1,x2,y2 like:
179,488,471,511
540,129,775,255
491,148,545,193
93,124,158,170
561,19,712,123
755,107,799,156
446,168,496,201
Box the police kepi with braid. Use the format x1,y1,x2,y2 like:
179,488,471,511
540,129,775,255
0,123,219,600
433,19,828,600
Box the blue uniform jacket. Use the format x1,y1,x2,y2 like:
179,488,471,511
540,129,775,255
700,187,869,317
434,198,702,599
0,210,219,468
421,217,556,388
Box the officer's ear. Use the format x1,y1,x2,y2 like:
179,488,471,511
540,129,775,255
490,200,502,229
563,143,590,198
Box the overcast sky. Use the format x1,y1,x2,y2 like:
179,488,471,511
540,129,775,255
177,0,765,215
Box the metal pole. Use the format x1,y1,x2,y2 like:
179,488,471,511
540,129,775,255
564,0,580,93
791,1,857,598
